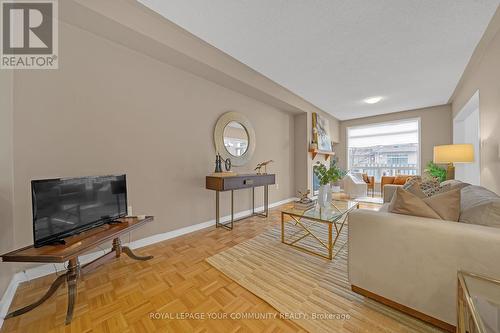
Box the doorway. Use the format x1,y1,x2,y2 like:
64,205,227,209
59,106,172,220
453,91,480,185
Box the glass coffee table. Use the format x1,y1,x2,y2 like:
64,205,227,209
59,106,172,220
281,200,359,260
458,271,500,333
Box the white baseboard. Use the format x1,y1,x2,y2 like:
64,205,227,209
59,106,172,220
0,196,295,328
129,196,295,250
0,272,24,330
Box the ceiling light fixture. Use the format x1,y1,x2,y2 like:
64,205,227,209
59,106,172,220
363,96,383,104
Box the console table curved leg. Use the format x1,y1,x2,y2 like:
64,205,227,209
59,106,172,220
4,274,66,319
122,246,153,261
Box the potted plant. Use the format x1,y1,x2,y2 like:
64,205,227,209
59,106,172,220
313,159,346,206
330,157,346,192
424,161,447,182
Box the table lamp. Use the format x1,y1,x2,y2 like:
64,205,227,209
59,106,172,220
433,144,474,180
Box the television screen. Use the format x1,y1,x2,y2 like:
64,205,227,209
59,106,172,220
32,175,127,247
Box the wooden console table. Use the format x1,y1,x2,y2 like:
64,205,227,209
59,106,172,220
206,174,275,230
1,216,154,325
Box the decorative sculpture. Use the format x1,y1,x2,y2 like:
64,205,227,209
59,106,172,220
297,190,313,204
224,157,232,172
294,189,315,210
214,153,223,173
214,153,232,173
254,160,274,174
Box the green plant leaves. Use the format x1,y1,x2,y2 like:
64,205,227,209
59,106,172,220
424,162,447,182
313,160,346,186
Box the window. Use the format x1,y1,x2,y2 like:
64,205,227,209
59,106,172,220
386,153,409,165
347,119,420,181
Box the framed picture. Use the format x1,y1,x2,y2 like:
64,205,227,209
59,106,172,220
312,112,332,151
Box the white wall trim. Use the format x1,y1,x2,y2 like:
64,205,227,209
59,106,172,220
453,90,481,185
0,273,23,330
0,196,295,328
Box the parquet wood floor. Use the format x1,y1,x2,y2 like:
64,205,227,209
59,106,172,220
1,201,381,333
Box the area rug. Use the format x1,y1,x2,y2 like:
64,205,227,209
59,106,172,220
206,222,442,333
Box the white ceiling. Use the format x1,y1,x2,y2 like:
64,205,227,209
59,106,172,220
138,0,499,120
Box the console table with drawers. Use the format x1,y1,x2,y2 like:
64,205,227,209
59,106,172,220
206,173,276,230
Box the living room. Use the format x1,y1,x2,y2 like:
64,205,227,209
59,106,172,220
1,1,500,332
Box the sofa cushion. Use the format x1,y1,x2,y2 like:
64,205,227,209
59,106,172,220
389,187,461,221
378,203,390,212
383,184,401,203
459,185,500,227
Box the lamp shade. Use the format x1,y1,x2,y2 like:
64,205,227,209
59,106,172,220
433,144,474,164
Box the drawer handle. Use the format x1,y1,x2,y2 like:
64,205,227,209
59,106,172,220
244,179,254,185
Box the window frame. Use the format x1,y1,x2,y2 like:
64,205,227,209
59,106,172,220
346,117,422,181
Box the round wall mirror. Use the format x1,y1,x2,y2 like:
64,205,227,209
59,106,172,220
223,121,249,157
214,112,255,166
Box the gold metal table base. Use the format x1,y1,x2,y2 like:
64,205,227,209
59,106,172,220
281,203,354,260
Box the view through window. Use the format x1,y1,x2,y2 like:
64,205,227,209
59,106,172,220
347,119,420,181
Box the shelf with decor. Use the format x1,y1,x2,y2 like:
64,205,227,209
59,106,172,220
309,148,336,160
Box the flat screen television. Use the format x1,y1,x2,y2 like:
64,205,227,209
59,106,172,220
32,175,128,247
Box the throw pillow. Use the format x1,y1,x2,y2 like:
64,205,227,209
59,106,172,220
389,187,461,221
459,185,500,228
423,188,461,221
419,179,451,197
389,187,441,219
404,181,426,198
393,175,408,185
402,176,422,190
440,179,470,191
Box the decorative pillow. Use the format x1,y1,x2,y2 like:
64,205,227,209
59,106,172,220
459,185,500,228
362,173,369,183
393,175,408,185
389,187,441,219
402,176,452,197
423,188,461,221
419,179,451,197
403,176,422,190
389,187,461,221
404,181,426,198
440,179,470,191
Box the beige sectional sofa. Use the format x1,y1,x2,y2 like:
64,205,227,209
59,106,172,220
348,182,500,330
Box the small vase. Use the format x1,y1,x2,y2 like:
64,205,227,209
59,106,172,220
318,184,331,207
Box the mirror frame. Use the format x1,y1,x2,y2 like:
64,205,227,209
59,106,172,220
214,111,256,166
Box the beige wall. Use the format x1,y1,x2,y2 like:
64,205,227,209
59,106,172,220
10,22,295,249
335,105,453,176
450,6,500,194
0,71,15,297
293,113,308,194
63,0,327,116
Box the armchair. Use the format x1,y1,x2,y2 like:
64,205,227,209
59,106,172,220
362,174,375,197
381,175,413,202
343,172,368,199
